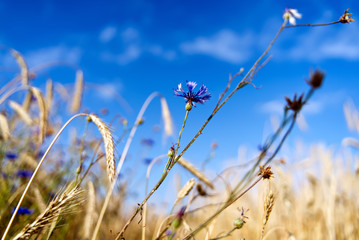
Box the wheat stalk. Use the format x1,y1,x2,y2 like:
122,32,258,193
8,100,33,125
71,69,84,113
178,158,214,189
13,187,83,240
88,114,115,182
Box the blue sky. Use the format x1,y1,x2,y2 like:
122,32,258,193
1,1,359,197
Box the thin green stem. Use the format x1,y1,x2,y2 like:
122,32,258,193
183,176,263,239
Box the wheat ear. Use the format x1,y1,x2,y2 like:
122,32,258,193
13,187,82,240
88,114,115,182
8,100,33,125
178,158,214,189
30,87,47,143
0,113,10,141
71,69,84,113
160,96,173,136
261,190,275,240
10,49,29,86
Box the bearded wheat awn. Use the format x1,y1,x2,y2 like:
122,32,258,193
88,114,115,182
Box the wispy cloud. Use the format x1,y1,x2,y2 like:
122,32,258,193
180,30,254,64
25,45,82,67
99,26,117,43
100,26,176,65
101,44,141,65
281,25,359,61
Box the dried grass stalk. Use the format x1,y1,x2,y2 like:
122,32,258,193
11,49,29,86
13,187,83,240
160,97,173,136
178,158,214,189
82,181,96,239
8,100,33,125
70,70,84,113
0,113,10,141
89,114,115,182
31,87,48,144
45,78,53,112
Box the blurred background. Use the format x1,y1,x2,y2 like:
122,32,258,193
0,0,358,203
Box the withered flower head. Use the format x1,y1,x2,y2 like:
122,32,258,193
258,165,274,179
339,9,354,23
306,69,325,89
285,93,304,112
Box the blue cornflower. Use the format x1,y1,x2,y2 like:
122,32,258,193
141,138,155,147
174,81,211,109
16,170,33,178
5,152,18,161
12,207,34,215
143,158,152,165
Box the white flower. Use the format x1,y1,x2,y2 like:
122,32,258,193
283,8,302,25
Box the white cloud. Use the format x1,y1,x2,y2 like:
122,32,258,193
101,44,141,65
121,27,139,42
180,30,254,64
99,26,117,43
25,45,82,67
283,25,359,61
149,45,176,60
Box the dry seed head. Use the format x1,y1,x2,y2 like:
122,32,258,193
13,187,83,240
339,9,354,23
8,100,33,125
70,70,84,113
10,49,29,86
31,87,48,144
263,190,275,226
177,178,195,200
178,158,214,189
160,97,174,136
258,165,274,180
88,114,115,182
0,113,10,141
